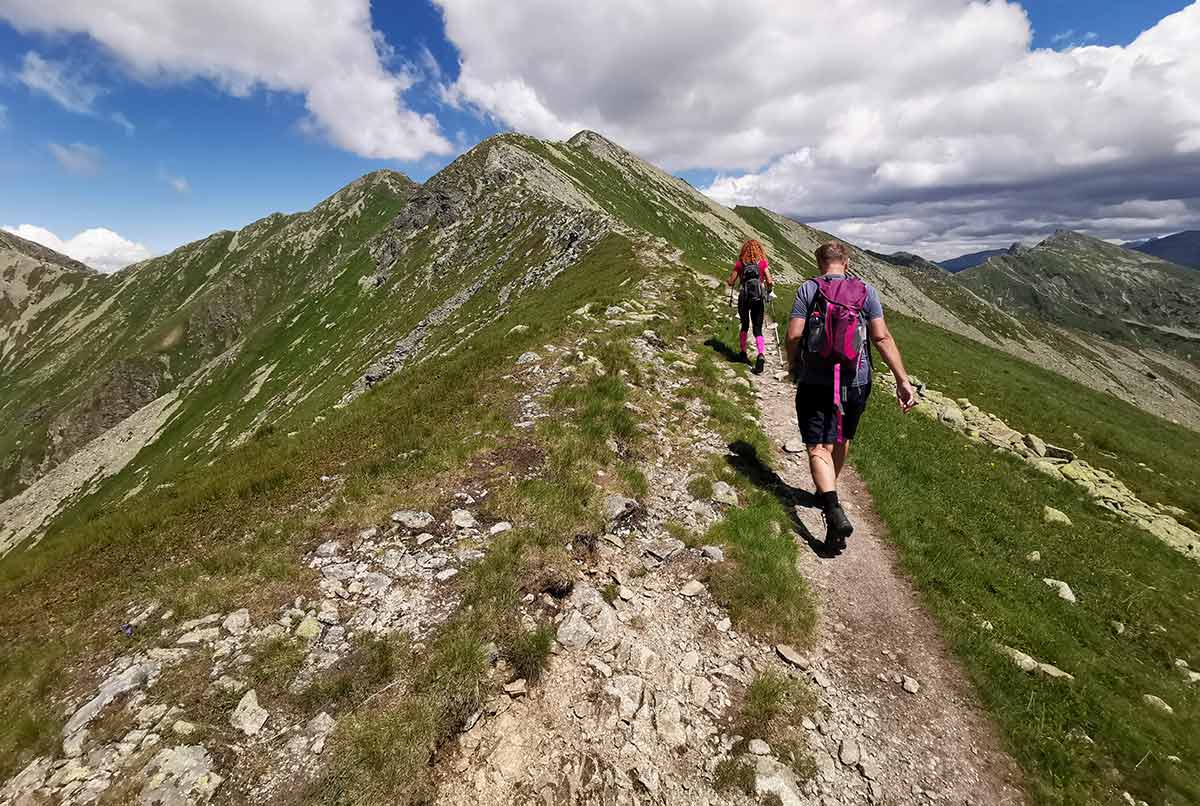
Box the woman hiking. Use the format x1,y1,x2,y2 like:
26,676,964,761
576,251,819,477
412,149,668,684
726,239,775,374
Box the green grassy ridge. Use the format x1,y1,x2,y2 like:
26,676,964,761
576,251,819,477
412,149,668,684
0,176,415,501
0,233,640,777
853,388,1198,806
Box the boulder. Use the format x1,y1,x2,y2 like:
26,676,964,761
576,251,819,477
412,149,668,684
391,510,434,530
556,610,596,649
1043,506,1073,526
1042,578,1077,604
1023,433,1047,457
139,745,224,805
221,609,251,636
1044,443,1076,461
295,615,322,640
680,580,705,597
938,405,966,429
64,661,160,736
1143,694,1174,714
606,675,644,722
775,644,809,669
230,690,269,736
603,494,638,523
711,480,739,506
450,509,477,529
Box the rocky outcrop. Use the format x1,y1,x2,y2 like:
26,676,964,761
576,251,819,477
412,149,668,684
897,378,1199,559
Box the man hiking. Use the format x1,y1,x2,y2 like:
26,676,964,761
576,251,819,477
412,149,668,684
786,241,918,550
726,239,775,374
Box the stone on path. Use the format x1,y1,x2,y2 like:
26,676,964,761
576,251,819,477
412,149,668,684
748,738,771,756
839,737,861,766
230,690,269,736
775,644,809,669
556,610,596,649
489,521,513,535
603,494,638,523
392,510,433,530
221,609,250,636
783,437,805,454
503,679,527,697
711,480,739,506
679,580,705,597
295,615,322,640
64,661,160,736
606,675,644,722
177,627,220,646
754,756,804,806
1042,578,1077,603
1043,506,1073,526
140,745,224,805
701,545,725,562
902,676,920,694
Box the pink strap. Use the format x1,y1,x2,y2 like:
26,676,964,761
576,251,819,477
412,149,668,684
833,363,844,443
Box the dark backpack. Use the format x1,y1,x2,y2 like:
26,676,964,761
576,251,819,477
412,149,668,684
740,260,765,302
800,276,870,441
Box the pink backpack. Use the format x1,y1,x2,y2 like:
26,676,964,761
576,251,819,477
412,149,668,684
800,276,869,442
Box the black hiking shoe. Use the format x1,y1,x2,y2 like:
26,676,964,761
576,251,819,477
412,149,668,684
738,351,749,365
754,355,765,374
824,505,854,550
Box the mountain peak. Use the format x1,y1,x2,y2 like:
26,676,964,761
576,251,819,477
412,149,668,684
0,229,95,274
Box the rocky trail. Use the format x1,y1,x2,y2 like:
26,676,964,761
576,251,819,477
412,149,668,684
1,280,1035,806
745,318,1028,805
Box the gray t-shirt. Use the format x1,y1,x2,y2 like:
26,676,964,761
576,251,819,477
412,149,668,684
790,275,884,387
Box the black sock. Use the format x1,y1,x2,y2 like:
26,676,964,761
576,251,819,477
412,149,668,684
820,490,840,513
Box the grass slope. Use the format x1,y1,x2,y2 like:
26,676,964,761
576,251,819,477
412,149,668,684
851,335,1198,806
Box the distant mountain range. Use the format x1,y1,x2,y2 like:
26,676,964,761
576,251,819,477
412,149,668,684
1123,230,1200,268
954,229,1200,356
936,247,1016,273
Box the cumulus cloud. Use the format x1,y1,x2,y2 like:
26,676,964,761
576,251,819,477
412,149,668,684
0,0,453,161
16,51,102,113
48,142,102,176
3,224,152,272
437,0,1200,258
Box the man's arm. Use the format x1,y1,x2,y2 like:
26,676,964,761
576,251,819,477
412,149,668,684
867,317,917,411
786,315,805,372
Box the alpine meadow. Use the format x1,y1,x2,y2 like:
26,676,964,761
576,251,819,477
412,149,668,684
2,3,1200,806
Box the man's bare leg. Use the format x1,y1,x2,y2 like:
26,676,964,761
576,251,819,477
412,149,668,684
808,442,854,547
808,444,837,493
832,440,850,480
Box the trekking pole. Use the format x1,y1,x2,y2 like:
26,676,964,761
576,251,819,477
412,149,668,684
773,321,786,366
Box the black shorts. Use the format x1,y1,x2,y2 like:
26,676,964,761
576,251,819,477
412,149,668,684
796,383,871,445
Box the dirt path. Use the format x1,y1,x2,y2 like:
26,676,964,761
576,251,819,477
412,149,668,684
748,319,1028,805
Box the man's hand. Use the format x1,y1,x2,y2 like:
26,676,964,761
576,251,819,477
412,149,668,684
895,379,918,412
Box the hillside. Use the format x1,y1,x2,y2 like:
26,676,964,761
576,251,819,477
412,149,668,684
2,130,1198,806
1127,230,1200,269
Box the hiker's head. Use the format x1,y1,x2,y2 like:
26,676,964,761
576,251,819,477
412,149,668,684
739,239,766,266
815,241,849,273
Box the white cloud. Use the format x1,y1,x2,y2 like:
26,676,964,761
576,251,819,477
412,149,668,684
160,169,189,193
1051,29,1075,43
3,224,152,272
0,1,453,161
48,142,101,176
436,0,1200,256
17,51,102,113
111,111,135,134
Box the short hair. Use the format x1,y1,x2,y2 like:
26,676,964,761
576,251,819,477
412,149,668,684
815,241,849,266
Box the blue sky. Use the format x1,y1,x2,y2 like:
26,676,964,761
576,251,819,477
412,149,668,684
1,0,1197,266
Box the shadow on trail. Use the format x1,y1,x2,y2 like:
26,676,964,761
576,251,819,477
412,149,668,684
724,440,842,559
703,337,745,365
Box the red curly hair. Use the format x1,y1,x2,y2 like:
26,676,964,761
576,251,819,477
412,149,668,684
738,239,766,266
